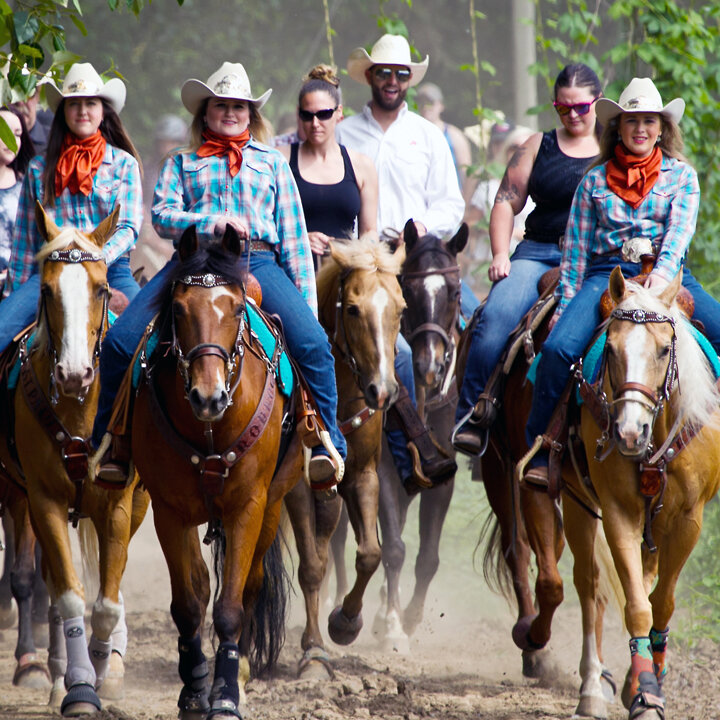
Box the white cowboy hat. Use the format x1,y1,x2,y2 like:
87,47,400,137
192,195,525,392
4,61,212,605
45,63,126,114
596,77,685,125
347,34,429,87
181,62,272,115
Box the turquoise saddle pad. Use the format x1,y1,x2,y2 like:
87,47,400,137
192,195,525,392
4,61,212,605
132,301,293,396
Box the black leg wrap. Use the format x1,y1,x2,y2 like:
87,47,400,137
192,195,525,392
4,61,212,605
629,672,665,720
60,683,102,714
178,635,210,715
208,641,241,717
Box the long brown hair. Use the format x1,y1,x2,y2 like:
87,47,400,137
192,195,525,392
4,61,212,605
187,98,272,151
41,98,143,205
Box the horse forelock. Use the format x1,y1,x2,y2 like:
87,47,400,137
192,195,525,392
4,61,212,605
35,228,99,264
615,283,720,428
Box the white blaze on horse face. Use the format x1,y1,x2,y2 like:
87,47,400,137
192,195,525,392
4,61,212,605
371,285,393,387
423,274,446,321
207,285,235,390
616,324,654,446
58,263,92,371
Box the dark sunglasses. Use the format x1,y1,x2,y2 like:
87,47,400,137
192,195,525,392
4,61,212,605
553,97,599,116
373,66,411,83
298,107,337,122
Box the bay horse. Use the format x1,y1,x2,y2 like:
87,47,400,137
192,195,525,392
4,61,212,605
376,220,467,650
562,267,720,720
284,234,405,677
0,203,149,715
131,226,302,719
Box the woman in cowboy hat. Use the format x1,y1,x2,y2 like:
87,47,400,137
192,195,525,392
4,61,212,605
92,61,346,491
523,76,720,486
0,62,143,352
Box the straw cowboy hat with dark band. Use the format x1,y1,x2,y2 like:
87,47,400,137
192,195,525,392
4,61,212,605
45,63,126,114
347,34,429,87
181,62,272,115
596,77,685,125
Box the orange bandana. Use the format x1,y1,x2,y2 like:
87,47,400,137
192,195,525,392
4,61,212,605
55,131,107,197
606,144,662,209
197,128,250,177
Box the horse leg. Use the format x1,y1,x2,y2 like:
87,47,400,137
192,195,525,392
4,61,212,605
48,602,68,708
31,543,50,648
285,479,342,678
563,497,608,719
0,513,18,628
328,465,382,646
329,503,350,608
403,477,454,636
153,501,211,719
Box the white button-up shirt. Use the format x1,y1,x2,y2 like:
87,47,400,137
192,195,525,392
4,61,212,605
336,102,465,237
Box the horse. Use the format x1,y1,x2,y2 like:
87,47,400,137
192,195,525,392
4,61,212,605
284,234,405,677
0,202,149,715
374,220,467,650
560,267,720,720
131,225,303,719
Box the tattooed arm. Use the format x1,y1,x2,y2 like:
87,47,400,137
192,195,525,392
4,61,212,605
487,132,542,281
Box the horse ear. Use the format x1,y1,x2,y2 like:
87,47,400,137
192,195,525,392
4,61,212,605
403,219,419,252
178,225,199,262
447,223,469,256
89,205,120,248
608,266,627,305
34,201,62,243
658,267,683,308
221,225,243,257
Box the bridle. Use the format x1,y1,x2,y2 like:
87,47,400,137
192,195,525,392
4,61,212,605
332,266,368,382
170,272,246,401
33,247,109,405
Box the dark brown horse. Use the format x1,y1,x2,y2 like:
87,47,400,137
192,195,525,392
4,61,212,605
285,234,405,677
132,226,302,719
375,221,467,650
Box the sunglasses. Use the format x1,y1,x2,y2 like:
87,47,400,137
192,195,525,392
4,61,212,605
553,97,599,116
298,107,338,122
372,67,412,83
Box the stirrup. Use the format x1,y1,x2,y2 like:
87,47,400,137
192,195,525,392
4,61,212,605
451,408,490,457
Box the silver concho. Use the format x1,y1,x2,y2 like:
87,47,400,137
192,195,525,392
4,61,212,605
50,251,60,260
69,248,82,262
203,273,215,287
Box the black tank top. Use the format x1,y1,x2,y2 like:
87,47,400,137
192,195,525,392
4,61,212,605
524,129,596,244
290,142,361,240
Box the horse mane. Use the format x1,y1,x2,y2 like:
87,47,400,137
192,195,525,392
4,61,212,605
616,282,720,429
316,233,405,310
35,228,100,264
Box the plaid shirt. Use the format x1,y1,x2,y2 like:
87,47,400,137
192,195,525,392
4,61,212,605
557,154,700,315
152,139,316,315
7,144,142,293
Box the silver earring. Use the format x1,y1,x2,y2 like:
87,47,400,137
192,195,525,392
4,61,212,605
656,134,662,143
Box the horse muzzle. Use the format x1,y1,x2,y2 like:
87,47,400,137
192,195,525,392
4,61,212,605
54,362,95,398
188,386,230,422
613,418,651,458
363,376,399,410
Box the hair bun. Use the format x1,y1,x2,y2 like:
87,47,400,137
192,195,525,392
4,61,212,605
305,64,339,88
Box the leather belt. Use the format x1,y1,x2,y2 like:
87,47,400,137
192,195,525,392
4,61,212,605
245,240,274,253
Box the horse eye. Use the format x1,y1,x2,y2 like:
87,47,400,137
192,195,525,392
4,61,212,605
172,300,186,318
347,305,360,317
658,346,670,359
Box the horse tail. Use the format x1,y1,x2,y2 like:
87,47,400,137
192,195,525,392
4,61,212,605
476,510,514,604
595,523,626,631
77,517,100,604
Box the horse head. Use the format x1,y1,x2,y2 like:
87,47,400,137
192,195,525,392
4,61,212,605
322,234,406,410
400,220,467,390
604,266,684,457
35,202,115,399
171,225,246,422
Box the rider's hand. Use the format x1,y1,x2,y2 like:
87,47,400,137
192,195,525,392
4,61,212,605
644,273,669,291
214,217,249,239
308,231,332,256
488,252,511,282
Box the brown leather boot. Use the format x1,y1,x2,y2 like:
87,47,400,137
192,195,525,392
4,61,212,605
95,434,132,489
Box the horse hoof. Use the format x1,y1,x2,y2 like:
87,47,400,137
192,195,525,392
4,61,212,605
49,678,65,708
298,647,334,679
328,606,363,646
574,694,608,719
600,667,617,703
521,648,554,679
13,653,51,689
402,602,424,637
620,668,633,710
0,599,18,629
60,683,101,717
97,651,124,700
512,615,546,652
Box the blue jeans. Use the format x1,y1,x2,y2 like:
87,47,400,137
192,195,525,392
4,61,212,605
92,252,346,462
386,334,416,480
460,278,481,320
525,258,720,445
456,240,562,422
0,256,139,355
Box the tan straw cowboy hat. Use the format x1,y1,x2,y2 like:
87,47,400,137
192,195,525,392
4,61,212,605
347,34,429,87
181,62,272,115
45,63,126,114
596,77,685,125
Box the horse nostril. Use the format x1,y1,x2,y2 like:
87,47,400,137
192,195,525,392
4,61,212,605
213,391,230,415
55,364,68,384
366,383,380,408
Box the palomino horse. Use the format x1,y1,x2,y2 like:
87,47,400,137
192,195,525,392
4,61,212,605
0,203,149,716
284,235,405,677
376,221,467,649
562,268,720,720
132,226,302,719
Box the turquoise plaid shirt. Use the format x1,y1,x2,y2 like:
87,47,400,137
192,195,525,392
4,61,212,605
152,139,316,315
557,154,700,315
7,143,142,293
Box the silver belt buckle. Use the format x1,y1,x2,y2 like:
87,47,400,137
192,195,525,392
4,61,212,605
621,237,654,263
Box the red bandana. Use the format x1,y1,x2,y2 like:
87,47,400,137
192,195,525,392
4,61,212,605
606,144,662,209
197,128,251,177
55,130,107,197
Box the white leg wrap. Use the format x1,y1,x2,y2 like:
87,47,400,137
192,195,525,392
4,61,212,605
109,591,127,657
48,604,67,681
63,616,96,688
88,635,112,687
